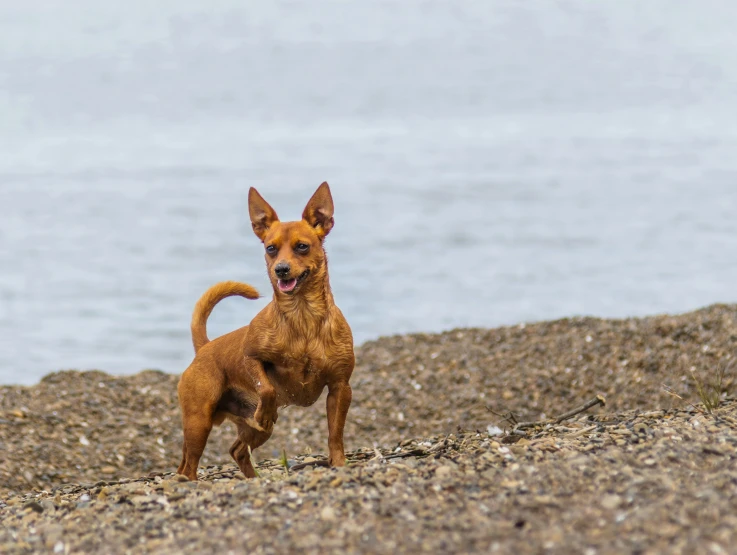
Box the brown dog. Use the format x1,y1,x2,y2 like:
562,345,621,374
176,182,354,480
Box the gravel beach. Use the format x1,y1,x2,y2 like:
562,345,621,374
1,305,736,554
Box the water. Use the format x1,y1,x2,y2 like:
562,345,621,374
1,1,736,384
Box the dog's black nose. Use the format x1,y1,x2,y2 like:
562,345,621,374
274,262,291,278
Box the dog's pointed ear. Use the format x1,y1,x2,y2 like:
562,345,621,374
248,187,279,241
302,182,334,239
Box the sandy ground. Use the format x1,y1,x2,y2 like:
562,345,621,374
1,304,736,553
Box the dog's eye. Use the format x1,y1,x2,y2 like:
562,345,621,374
295,243,309,254
265,245,277,255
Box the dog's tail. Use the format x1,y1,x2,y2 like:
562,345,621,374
191,281,260,353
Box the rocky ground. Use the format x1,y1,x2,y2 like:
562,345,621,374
1,304,736,553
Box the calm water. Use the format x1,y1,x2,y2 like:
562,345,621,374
1,1,736,384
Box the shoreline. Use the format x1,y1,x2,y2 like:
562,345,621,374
4,303,735,389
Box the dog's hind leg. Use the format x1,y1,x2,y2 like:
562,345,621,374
179,412,213,480
229,438,255,478
177,441,187,475
177,359,225,480
229,423,272,478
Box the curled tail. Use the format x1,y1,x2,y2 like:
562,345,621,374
191,280,260,353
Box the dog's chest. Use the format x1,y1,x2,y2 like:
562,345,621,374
270,346,330,406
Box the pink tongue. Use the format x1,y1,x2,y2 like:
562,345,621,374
278,278,297,292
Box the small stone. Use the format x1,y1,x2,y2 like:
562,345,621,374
633,423,650,434
511,444,528,456
42,524,64,548
160,480,176,492
100,466,116,475
305,475,322,490
435,466,453,478
320,506,336,521
24,501,44,514
175,474,190,482
600,494,622,510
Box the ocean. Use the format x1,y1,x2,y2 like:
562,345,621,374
1,0,736,384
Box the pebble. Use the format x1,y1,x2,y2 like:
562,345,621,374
600,494,623,510
435,466,453,478
633,423,650,435
23,501,44,514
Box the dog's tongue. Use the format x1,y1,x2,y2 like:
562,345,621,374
278,278,297,292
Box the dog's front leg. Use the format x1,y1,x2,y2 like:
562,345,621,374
326,380,352,466
245,357,278,433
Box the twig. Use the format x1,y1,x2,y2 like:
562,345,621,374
485,406,518,427
553,395,606,423
290,447,430,471
290,459,330,471
514,395,606,430
383,448,427,460
566,424,598,438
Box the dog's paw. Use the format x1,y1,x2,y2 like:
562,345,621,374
251,403,278,433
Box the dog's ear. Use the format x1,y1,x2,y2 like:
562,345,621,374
248,187,279,241
302,182,334,239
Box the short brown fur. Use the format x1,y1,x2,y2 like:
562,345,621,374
177,182,354,480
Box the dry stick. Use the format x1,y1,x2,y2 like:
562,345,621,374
290,459,330,471
292,449,375,471
291,447,432,471
513,395,606,431
384,448,428,460
485,406,519,428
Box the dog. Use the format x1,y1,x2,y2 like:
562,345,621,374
176,182,354,480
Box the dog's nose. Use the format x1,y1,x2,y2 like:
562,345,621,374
274,262,291,278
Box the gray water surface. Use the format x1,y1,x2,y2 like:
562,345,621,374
1,1,737,384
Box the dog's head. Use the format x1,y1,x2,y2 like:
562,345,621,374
248,182,334,296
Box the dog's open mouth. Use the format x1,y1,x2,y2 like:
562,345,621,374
277,270,309,294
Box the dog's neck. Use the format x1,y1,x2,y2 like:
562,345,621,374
272,260,334,333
